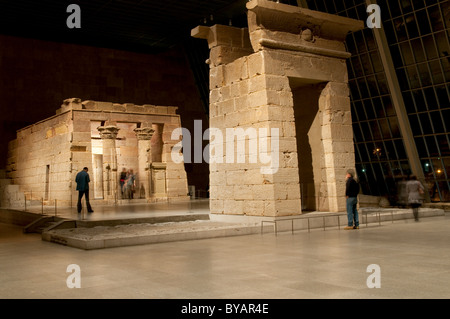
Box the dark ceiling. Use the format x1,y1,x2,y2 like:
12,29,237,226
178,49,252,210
0,0,254,53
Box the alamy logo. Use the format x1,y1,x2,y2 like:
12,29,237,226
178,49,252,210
366,4,381,29
66,4,81,29
366,264,381,288
171,120,280,174
66,264,81,288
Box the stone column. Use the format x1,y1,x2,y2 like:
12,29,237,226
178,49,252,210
134,126,155,200
319,82,354,212
97,125,120,201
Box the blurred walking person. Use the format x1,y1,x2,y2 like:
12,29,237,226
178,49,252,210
406,175,425,221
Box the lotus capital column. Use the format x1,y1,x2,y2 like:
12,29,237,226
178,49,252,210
134,126,155,200
98,125,120,201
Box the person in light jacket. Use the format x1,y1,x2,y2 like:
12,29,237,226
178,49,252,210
406,175,424,221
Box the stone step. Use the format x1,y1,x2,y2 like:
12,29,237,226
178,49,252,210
23,216,65,234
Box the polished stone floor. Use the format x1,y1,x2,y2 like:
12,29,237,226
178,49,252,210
0,212,449,299
24,199,210,221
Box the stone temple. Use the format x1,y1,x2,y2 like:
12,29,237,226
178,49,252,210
5,98,189,207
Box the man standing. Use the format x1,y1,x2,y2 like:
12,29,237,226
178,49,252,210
344,169,360,230
75,167,94,214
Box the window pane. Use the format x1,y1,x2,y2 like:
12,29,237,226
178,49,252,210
347,6,359,20
376,74,390,95
354,145,362,162
415,9,431,35
373,97,386,118
346,34,357,55
354,31,367,54
356,3,366,20
428,5,444,32
417,63,432,87
401,0,413,13
358,78,370,98
367,75,379,96
400,160,412,175
419,112,433,134
384,140,396,159
407,65,420,89
364,28,377,51
426,136,440,157
403,90,417,113
395,140,408,159
396,68,410,91
441,1,450,29
422,34,438,60
361,122,372,140
370,120,382,140
411,38,426,63
424,87,438,110
442,110,450,132
400,42,414,65
444,157,450,180
432,158,445,179
389,0,402,18
379,118,392,139
360,53,373,74
353,123,363,141
383,96,396,116
437,181,450,202
355,101,366,120
394,18,408,42
412,0,425,10
405,13,419,38
351,56,363,75
359,143,370,161
442,58,450,83
429,60,444,85
412,89,427,112
415,136,429,158
371,51,384,73
364,99,375,118
349,80,360,100
409,114,422,136
435,85,449,109
377,0,389,20
436,134,450,156
429,111,445,134
335,0,345,12
384,22,398,44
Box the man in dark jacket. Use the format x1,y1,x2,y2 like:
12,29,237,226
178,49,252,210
75,167,94,213
345,169,360,230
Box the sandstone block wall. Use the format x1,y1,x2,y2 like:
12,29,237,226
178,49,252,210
7,112,73,204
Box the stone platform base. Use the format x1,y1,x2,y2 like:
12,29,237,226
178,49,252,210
42,220,268,250
40,207,446,250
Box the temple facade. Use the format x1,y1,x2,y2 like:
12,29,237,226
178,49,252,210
6,98,189,206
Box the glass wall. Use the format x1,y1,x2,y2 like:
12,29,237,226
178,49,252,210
307,0,450,202
377,0,450,201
